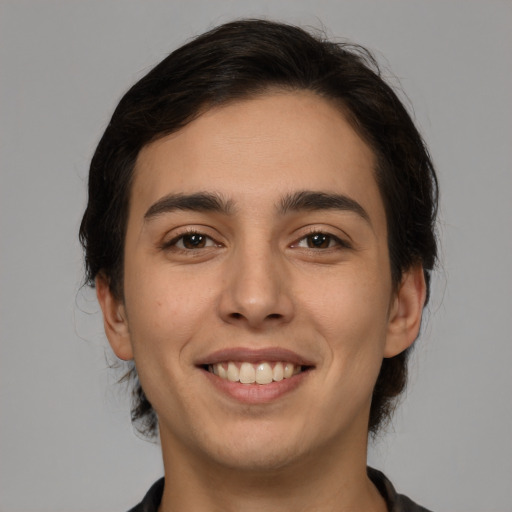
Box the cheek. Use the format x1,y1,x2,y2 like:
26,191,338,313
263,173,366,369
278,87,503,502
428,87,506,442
123,262,218,354
302,265,390,330
299,265,391,369
122,268,216,410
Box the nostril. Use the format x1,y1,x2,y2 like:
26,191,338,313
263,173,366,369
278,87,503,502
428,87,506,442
230,312,243,319
266,313,282,320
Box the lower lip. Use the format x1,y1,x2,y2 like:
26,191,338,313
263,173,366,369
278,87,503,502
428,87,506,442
201,368,311,404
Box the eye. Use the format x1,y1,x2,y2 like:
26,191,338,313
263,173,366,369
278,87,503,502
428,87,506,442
294,232,347,249
166,232,218,250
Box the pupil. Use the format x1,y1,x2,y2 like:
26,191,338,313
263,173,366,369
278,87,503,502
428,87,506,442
309,234,329,248
184,234,205,248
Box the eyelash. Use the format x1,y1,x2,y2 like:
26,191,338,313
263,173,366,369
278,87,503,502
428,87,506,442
161,229,351,253
292,231,351,250
161,230,220,251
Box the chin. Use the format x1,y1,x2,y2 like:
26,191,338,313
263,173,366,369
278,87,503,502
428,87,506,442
193,421,310,472
211,443,304,473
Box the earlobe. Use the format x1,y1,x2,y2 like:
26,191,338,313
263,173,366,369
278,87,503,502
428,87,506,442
95,274,134,361
384,265,427,358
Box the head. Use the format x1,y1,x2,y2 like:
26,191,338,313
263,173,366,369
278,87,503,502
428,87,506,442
80,19,437,440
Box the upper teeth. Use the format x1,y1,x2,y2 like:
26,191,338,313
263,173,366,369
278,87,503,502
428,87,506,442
209,362,301,385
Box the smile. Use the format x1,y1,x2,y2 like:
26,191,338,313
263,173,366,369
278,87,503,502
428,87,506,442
208,361,302,385
197,347,315,403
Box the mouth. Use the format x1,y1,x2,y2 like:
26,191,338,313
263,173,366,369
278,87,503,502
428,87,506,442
196,348,314,402
204,361,310,385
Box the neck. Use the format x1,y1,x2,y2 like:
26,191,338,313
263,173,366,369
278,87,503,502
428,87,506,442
158,428,387,512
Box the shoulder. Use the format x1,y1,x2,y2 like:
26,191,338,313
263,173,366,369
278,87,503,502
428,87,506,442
127,478,164,512
368,467,433,512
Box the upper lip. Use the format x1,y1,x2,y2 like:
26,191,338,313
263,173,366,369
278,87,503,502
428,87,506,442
196,347,316,367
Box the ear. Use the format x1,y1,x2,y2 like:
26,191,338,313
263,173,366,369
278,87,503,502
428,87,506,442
384,265,427,358
95,273,134,361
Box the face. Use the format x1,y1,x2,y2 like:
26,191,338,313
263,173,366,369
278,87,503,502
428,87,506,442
98,91,424,472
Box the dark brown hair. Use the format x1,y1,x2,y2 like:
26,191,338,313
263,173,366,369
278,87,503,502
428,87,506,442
80,19,438,437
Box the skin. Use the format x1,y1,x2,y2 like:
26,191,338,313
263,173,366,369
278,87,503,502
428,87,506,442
97,91,426,512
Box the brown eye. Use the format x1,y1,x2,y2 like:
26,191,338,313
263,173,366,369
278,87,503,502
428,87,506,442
292,232,350,251
181,234,207,249
306,233,332,248
167,233,217,250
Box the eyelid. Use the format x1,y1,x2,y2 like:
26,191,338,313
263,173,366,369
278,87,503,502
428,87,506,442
158,224,353,252
159,227,222,251
290,226,353,250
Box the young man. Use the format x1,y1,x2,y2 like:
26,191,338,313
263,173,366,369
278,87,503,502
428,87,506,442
80,20,437,512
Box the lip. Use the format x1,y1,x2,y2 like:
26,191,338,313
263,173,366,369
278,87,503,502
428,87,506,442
196,347,315,366
196,347,315,405
201,367,312,404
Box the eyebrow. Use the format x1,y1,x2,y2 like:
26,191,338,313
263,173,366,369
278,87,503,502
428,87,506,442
143,189,371,225
144,192,234,220
279,190,371,224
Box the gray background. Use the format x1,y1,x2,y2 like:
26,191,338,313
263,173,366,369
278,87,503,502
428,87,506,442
1,1,511,511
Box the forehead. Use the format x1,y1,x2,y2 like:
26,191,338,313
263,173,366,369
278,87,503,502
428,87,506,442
131,91,383,225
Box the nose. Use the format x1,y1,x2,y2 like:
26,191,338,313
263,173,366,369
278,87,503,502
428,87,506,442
218,244,294,329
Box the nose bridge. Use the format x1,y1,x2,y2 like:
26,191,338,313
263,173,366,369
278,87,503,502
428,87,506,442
219,233,293,327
